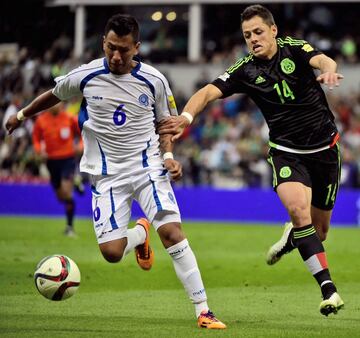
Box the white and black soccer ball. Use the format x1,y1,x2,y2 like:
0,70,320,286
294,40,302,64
34,255,81,301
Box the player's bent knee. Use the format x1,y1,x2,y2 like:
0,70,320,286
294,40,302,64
101,250,124,263
99,239,127,263
286,203,310,223
158,222,185,247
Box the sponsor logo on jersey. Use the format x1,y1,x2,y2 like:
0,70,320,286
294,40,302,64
139,94,149,106
168,95,177,109
92,96,103,100
255,75,266,84
280,58,296,74
218,72,230,81
302,44,314,53
279,166,292,178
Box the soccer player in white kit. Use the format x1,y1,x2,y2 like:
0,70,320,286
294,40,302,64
6,14,226,329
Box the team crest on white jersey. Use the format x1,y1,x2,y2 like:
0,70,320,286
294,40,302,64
168,192,175,204
139,94,149,106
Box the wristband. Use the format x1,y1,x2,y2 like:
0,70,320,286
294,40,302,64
163,152,174,160
16,109,25,121
181,112,193,124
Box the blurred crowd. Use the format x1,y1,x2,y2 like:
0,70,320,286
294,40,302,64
0,55,359,189
1,2,360,188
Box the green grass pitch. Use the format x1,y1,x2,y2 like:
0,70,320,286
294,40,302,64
0,217,359,337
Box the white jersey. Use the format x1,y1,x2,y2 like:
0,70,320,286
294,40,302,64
53,58,178,175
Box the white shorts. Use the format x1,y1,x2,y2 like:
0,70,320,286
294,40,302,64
90,167,181,244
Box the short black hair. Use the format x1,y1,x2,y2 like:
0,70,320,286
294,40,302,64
241,4,275,27
105,14,140,42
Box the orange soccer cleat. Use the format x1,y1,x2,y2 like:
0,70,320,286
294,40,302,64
197,310,227,329
135,218,154,270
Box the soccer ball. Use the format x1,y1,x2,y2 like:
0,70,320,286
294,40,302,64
34,255,81,301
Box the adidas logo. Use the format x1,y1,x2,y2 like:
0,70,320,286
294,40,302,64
255,75,266,84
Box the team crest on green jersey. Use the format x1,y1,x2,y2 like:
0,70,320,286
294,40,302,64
280,58,295,74
279,166,292,178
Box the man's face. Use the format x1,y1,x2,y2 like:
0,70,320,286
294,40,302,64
242,15,277,59
103,30,140,75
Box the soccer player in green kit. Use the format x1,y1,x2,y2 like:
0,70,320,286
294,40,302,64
158,4,344,316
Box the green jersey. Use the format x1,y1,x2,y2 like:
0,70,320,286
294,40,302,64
212,37,339,151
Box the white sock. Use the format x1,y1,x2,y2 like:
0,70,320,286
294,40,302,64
123,224,146,256
166,239,209,317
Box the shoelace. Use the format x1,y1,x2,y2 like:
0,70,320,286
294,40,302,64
202,311,218,321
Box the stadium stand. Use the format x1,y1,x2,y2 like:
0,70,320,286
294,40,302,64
0,2,359,188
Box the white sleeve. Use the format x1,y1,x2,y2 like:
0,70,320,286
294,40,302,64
52,67,84,100
154,75,178,122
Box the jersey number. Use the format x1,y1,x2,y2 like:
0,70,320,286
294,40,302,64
325,183,337,206
273,80,295,104
113,104,126,126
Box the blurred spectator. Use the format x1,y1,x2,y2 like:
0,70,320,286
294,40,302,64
32,103,84,236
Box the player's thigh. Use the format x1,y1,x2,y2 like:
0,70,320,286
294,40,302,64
268,149,312,213
60,157,76,181
277,182,312,214
134,173,181,231
309,146,340,211
91,174,133,245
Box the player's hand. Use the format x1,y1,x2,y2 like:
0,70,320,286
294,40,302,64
164,159,182,181
316,72,344,90
157,116,190,142
5,114,22,135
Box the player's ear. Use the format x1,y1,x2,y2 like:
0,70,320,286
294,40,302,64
272,25,278,38
134,41,141,55
102,35,106,51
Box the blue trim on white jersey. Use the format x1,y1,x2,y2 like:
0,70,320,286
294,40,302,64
91,185,101,195
103,58,110,72
142,140,150,168
131,64,155,97
131,62,158,121
109,187,118,230
78,98,88,131
80,58,110,92
148,175,162,212
159,169,168,176
96,140,107,175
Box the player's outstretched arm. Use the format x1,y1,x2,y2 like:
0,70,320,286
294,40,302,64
310,54,344,90
6,89,60,134
158,84,223,142
159,133,182,181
